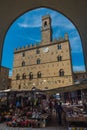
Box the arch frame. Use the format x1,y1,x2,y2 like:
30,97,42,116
0,0,87,70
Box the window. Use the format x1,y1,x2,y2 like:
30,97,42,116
16,74,20,80
22,52,25,57
29,72,33,80
44,21,47,27
37,58,41,64
19,84,21,89
22,61,25,66
59,69,64,76
57,56,62,61
36,49,40,54
57,44,61,50
37,71,41,78
22,73,26,79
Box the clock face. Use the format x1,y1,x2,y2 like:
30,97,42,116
43,47,49,53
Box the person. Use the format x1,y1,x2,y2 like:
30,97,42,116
16,100,20,108
49,99,53,114
55,101,63,125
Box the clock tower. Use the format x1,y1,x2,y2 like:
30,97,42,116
41,15,52,44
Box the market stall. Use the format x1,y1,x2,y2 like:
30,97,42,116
0,89,52,128
6,109,50,128
63,104,87,130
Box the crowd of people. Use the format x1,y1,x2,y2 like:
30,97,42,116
0,92,64,127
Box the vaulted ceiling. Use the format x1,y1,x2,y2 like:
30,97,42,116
0,0,87,70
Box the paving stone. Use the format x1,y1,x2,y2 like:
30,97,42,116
0,123,67,130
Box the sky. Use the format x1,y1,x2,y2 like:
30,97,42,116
1,7,85,76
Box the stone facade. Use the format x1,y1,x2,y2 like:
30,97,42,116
11,15,73,91
0,66,9,90
73,71,87,81
8,77,12,89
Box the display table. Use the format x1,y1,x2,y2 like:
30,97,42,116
66,115,87,122
63,105,87,130
6,113,49,128
66,115,87,130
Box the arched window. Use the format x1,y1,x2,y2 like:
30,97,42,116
44,21,47,27
57,44,61,50
16,74,20,80
22,52,25,57
22,61,25,66
37,58,41,64
29,72,33,80
22,73,26,79
19,84,21,89
37,71,41,78
57,55,62,61
59,69,64,76
36,49,40,54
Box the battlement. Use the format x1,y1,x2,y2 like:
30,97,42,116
14,33,69,52
14,42,41,52
53,33,68,42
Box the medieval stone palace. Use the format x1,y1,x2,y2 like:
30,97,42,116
11,15,73,91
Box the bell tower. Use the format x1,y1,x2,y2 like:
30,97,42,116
41,15,52,44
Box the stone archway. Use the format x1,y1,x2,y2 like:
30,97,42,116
0,0,87,70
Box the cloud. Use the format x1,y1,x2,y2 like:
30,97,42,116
17,20,41,28
53,21,75,30
50,11,75,30
70,39,82,53
17,10,42,28
17,34,40,42
69,30,82,53
17,7,75,30
25,36,40,42
73,65,85,72
17,23,31,28
53,29,61,38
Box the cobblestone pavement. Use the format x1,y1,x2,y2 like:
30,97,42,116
0,123,67,130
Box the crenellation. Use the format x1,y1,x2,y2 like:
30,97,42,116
59,36,63,41
25,44,29,49
33,43,36,47
53,38,58,43
36,42,40,47
22,46,25,49
14,48,17,52
29,44,32,48
18,47,21,51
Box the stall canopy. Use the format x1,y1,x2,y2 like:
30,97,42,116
0,83,87,94
0,89,11,93
44,83,87,94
